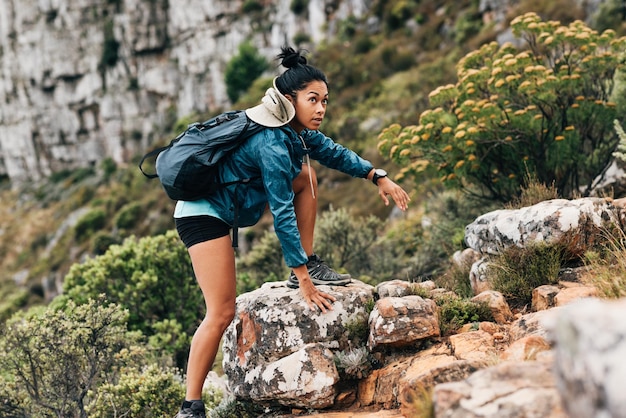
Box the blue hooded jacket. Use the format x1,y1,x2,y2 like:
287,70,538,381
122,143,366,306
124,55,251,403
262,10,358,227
174,126,374,268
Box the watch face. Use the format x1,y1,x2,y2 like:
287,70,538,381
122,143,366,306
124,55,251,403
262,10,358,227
375,169,387,176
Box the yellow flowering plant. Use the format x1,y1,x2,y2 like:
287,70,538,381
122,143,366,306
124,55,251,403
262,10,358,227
378,12,626,201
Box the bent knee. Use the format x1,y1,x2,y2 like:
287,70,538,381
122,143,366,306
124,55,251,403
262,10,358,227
205,305,236,330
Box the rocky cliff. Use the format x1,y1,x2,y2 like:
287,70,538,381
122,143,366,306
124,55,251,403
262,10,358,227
0,0,368,184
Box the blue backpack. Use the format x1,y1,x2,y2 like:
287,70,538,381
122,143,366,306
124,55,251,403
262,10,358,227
139,110,266,201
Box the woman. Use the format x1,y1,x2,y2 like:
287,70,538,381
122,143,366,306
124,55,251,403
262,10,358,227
174,46,410,418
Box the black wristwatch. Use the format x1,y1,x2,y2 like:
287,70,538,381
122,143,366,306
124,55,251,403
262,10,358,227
372,168,388,185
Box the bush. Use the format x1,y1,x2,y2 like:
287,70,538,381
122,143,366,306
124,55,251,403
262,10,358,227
0,299,135,417
87,364,189,418
114,201,144,229
435,295,494,335
57,231,200,367
224,41,269,103
488,242,567,308
379,12,626,202
74,208,107,240
236,231,286,293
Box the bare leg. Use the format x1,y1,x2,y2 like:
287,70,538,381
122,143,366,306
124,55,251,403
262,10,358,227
292,164,318,255
185,234,236,400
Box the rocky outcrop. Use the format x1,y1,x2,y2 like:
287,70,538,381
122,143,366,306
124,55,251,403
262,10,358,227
219,197,626,416
463,197,626,295
0,0,369,184
464,197,626,256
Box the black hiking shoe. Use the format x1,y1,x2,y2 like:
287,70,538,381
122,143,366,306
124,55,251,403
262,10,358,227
175,400,206,418
287,254,351,288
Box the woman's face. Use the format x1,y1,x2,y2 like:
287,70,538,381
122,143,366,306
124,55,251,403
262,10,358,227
287,80,328,133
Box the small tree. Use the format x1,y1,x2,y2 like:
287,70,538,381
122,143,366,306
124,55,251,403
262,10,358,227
0,299,133,417
225,41,269,103
378,12,626,202
0,298,188,418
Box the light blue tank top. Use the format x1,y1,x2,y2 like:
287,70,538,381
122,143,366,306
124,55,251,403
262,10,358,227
174,200,224,221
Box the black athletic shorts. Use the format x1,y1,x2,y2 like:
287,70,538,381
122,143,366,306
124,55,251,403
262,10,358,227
175,215,231,248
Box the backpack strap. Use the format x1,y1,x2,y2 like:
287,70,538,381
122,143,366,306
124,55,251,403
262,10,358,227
138,145,168,179
138,129,187,179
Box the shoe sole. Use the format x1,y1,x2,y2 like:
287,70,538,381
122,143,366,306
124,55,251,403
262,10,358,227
286,278,351,289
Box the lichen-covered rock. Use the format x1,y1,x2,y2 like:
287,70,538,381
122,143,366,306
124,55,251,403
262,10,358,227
432,360,566,418
222,280,374,408
367,296,439,350
464,198,626,255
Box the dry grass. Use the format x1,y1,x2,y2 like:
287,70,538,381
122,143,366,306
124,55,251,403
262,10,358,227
580,228,626,299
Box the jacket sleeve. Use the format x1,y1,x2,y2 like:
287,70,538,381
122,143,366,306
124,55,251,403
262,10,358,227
255,130,309,268
305,130,374,178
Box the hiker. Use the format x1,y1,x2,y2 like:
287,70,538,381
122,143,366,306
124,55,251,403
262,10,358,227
173,46,410,418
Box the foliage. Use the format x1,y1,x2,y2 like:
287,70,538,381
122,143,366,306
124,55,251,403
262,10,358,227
0,299,134,417
0,298,189,418
290,0,309,15
379,13,626,202
225,41,269,103
56,231,199,367
242,0,263,13
87,363,190,418
314,207,384,276
488,242,567,308
100,19,119,70
581,228,626,298
209,398,274,418
74,208,107,240
612,119,626,162
399,190,496,280
236,231,286,294
435,295,494,335
114,201,144,229
505,169,559,209
434,261,474,299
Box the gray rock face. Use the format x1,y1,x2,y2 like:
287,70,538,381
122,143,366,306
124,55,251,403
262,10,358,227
0,0,369,184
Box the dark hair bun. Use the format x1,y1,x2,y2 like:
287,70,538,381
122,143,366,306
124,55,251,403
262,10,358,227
278,46,307,69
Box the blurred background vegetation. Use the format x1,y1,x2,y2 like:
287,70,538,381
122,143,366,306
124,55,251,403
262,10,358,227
1,0,626,415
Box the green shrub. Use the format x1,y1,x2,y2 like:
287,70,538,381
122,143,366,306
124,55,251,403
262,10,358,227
237,230,286,292
505,169,559,209
242,0,263,13
290,0,309,15
57,231,199,367
100,19,119,69
435,295,494,335
86,364,189,418
90,231,120,255
74,208,107,240
115,201,144,230
488,242,567,308
293,31,312,46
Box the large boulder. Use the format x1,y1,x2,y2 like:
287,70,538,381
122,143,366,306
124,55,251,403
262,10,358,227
222,280,375,408
464,198,626,255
